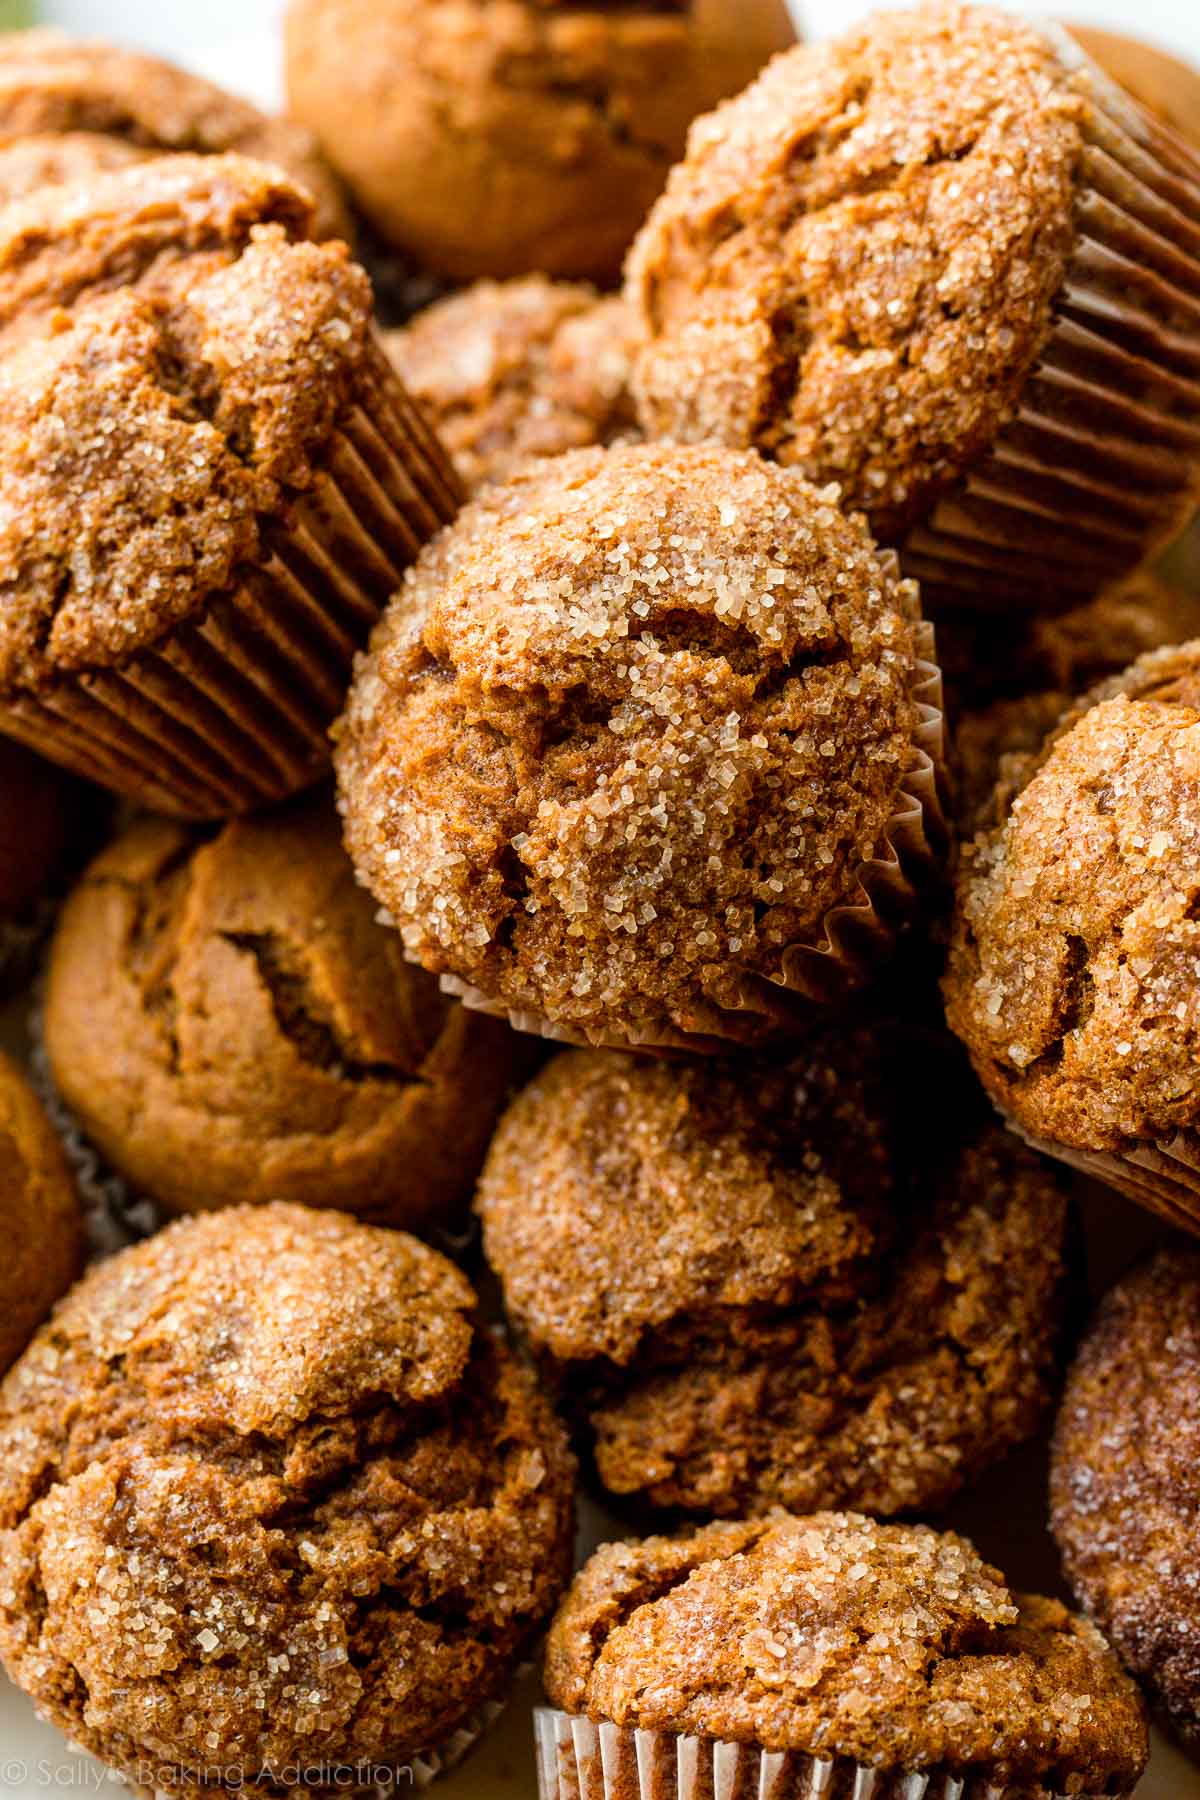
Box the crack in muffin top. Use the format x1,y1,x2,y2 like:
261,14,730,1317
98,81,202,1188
0,154,374,691
334,441,931,1049
626,4,1085,539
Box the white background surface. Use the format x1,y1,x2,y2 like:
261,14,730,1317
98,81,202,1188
3,2,1200,1796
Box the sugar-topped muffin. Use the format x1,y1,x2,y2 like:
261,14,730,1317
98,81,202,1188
0,1203,575,1791
335,441,945,1053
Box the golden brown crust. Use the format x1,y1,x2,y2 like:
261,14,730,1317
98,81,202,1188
335,441,937,1051
0,154,376,691
0,1050,83,1376
386,278,640,494
0,1203,575,1787
478,1041,1070,1517
626,5,1084,540
0,129,148,205
945,640,1200,1158
43,797,530,1227
0,29,350,240
285,0,794,282
1052,1249,1200,1752
544,1513,1148,1789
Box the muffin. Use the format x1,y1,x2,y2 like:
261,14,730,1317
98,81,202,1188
386,278,640,494
539,1512,1149,1799
1069,26,1200,149
42,796,528,1229
0,738,97,993
0,1203,575,1792
0,153,460,819
0,130,148,205
627,6,1200,614
478,1036,1071,1519
944,638,1200,1229
284,0,796,283
1053,1248,1200,1756
0,29,350,240
0,1050,83,1377
335,441,946,1054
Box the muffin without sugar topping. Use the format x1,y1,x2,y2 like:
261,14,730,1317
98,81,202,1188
544,1512,1148,1792
335,441,944,1052
0,1050,83,1377
0,1203,575,1790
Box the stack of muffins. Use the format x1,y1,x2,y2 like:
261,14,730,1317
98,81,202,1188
2,3,1200,1797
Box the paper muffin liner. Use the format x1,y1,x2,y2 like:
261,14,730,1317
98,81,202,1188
429,608,948,1056
1006,1115,1200,1238
534,1711,1134,1800
903,36,1200,615
0,337,461,820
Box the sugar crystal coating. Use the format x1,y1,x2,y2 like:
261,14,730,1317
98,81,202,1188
0,1204,575,1787
478,1038,1070,1517
335,441,938,1050
627,4,1083,539
1052,1249,1200,1753
545,1511,1147,1789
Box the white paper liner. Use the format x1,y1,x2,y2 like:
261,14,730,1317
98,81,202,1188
534,1710,1136,1800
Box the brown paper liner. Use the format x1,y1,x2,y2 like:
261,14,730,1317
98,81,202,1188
0,337,461,820
904,36,1200,615
434,605,948,1056
1007,1115,1200,1238
534,1710,1135,1800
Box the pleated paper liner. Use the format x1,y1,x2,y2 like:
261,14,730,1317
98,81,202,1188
0,337,461,819
534,1712,1135,1800
430,612,948,1057
1006,1114,1200,1239
903,32,1200,617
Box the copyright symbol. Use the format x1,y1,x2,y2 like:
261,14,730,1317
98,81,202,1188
1,1764,27,1786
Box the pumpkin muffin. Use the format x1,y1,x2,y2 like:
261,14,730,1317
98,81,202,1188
386,278,640,494
478,1035,1070,1519
43,796,526,1229
539,1513,1148,1799
335,442,946,1054
944,638,1200,1230
0,153,459,819
0,29,350,240
0,130,148,205
284,0,795,283
1053,1248,1200,1755
0,1203,575,1793
627,5,1200,613
0,1051,82,1377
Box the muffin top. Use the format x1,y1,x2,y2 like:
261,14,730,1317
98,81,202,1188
544,1512,1147,1789
0,1203,575,1778
0,154,375,692
478,1039,1069,1516
335,441,940,1051
1052,1248,1200,1751
627,5,1085,538
0,129,148,205
43,797,524,1225
946,640,1200,1153
0,1049,83,1376
386,278,640,494
0,29,349,239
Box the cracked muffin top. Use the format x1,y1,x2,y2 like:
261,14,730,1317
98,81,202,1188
0,1049,82,1377
385,278,640,494
43,795,527,1227
285,0,795,282
627,5,1085,539
0,153,375,693
0,1202,575,1788
1052,1249,1200,1753
0,29,349,240
335,441,940,1052
945,639,1200,1158
544,1512,1148,1789
477,1035,1070,1517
